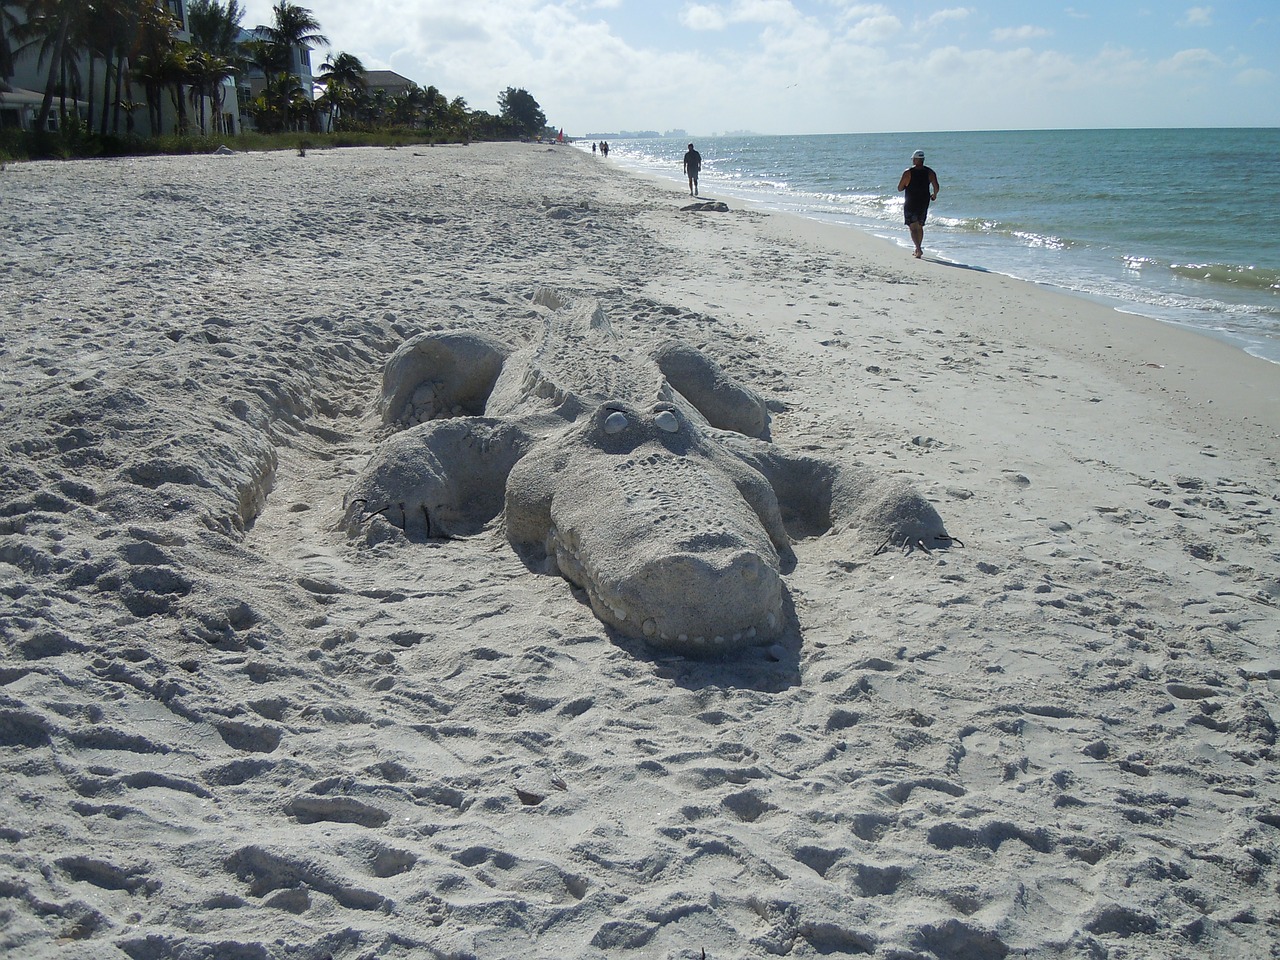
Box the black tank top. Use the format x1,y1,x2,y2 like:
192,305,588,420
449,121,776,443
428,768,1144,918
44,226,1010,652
905,166,934,204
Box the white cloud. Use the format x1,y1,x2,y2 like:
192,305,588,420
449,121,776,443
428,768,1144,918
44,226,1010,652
992,25,1050,43
1160,47,1222,72
1178,6,1213,28
734,0,800,24
919,7,972,29
835,2,890,15
679,0,799,30
833,5,900,42
1235,67,1272,86
846,13,900,42
680,4,727,30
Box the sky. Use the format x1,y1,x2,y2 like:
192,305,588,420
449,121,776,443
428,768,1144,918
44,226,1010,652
236,1,1280,135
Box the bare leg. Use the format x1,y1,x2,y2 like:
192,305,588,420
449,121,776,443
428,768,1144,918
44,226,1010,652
909,223,924,258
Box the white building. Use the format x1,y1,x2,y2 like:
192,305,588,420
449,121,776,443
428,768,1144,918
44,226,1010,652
1,0,238,137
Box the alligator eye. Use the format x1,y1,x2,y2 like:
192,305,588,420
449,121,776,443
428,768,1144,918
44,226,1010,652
604,411,629,434
654,410,680,433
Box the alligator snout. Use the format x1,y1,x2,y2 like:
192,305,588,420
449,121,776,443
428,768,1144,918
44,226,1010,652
524,436,788,653
624,549,784,652
548,522,785,653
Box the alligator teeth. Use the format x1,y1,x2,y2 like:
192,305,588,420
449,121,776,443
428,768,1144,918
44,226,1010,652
547,521,782,650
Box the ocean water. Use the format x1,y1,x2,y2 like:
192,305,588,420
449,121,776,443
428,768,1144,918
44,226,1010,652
586,129,1280,364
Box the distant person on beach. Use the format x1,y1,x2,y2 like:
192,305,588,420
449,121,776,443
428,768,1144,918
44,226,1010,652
592,142,597,154
897,149,939,259
601,141,609,157
683,143,702,196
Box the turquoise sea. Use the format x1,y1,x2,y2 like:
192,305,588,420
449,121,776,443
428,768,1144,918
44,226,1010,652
588,129,1280,364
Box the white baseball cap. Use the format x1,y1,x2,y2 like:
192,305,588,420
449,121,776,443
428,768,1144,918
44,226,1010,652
912,150,925,159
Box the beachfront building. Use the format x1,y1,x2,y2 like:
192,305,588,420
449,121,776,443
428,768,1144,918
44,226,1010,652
362,70,416,101
0,0,236,136
0,81,86,132
355,70,416,129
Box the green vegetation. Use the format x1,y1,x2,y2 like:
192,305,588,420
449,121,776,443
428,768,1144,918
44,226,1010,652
497,86,547,140
1,0,559,160
0,124,484,162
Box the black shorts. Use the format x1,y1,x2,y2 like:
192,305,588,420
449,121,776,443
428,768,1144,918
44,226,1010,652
904,204,928,225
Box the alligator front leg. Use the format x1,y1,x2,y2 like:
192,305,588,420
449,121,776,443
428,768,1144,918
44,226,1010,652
345,418,533,539
651,339,770,439
717,434,950,554
380,330,513,427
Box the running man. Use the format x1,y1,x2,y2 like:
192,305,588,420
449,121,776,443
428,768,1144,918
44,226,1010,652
897,149,940,258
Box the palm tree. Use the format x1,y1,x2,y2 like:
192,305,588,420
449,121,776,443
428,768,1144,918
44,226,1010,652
185,0,244,135
12,0,91,131
2,1,21,83
446,95,469,138
318,50,362,89
252,69,305,131
315,49,362,131
101,0,149,135
185,47,233,133
421,84,447,131
130,4,183,134
82,0,125,134
391,81,426,127
244,36,281,84
186,0,244,60
365,85,388,127
73,0,133,133
263,1,326,81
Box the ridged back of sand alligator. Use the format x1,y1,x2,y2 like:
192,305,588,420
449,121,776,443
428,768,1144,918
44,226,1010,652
492,297,671,419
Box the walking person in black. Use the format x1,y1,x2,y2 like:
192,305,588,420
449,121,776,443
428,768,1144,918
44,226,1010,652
897,149,939,258
683,143,702,196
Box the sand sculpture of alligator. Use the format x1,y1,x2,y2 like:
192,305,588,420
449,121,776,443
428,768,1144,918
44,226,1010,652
346,290,948,654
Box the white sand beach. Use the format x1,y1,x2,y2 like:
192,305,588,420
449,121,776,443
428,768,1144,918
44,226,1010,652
2,141,1278,959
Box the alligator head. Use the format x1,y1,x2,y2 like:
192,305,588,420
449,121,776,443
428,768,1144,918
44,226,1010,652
505,400,790,653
